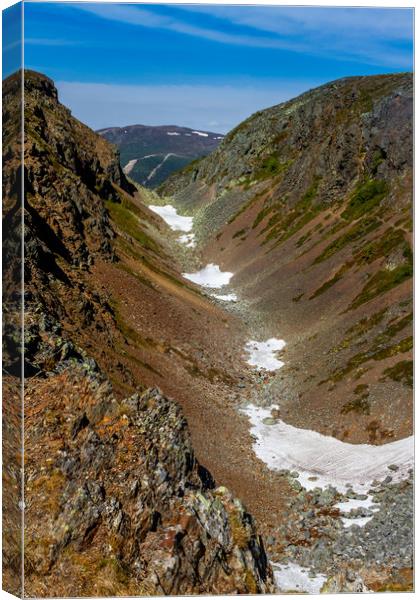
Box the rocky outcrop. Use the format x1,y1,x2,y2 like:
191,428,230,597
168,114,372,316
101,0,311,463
161,73,412,212
2,70,23,597
24,353,274,596
2,70,274,596
24,70,135,268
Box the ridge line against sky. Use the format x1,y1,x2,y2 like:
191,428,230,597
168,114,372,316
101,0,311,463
10,2,414,131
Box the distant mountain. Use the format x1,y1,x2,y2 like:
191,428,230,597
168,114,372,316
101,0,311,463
97,124,224,188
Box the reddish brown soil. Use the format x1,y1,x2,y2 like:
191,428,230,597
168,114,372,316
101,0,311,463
201,192,413,444
89,256,296,539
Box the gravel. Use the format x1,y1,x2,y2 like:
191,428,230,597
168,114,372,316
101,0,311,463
268,470,413,578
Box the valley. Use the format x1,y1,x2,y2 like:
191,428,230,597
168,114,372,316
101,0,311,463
140,195,413,593
2,69,413,595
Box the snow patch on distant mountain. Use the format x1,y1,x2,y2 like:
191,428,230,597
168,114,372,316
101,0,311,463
123,159,138,175
192,131,209,137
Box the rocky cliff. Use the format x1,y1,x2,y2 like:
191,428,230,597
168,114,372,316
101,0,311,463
161,73,413,446
2,70,274,596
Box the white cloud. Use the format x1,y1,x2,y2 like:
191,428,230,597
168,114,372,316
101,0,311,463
56,79,322,133
26,38,83,46
75,4,309,53
74,3,413,69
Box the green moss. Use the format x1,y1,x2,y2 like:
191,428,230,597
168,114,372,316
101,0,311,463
233,227,248,239
350,263,412,310
116,261,155,290
292,292,304,302
330,336,412,382
122,347,162,376
252,203,278,229
355,228,407,266
256,155,283,178
373,335,412,360
106,198,160,254
313,217,381,264
402,217,413,232
342,178,388,222
344,308,387,340
262,176,322,245
242,156,293,188
381,360,413,387
227,189,265,226
111,299,155,348
296,231,312,247
329,302,411,368
341,386,370,415
375,312,412,345
341,397,370,415
371,148,386,174
310,264,350,299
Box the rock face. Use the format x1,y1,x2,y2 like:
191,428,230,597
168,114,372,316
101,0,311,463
162,74,412,210
25,70,134,268
2,71,274,596
2,70,24,598
161,73,413,445
24,363,273,596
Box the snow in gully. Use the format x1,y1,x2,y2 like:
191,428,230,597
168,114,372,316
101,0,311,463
149,201,414,534
148,204,196,247
183,263,233,288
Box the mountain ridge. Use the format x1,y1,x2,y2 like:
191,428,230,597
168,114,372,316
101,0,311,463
2,69,274,596
2,68,414,595
160,71,413,446
98,123,224,188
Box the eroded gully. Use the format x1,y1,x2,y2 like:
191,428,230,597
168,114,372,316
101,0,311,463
148,202,414,593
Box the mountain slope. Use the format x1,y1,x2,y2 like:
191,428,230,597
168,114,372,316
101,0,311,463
98,124,224,188
161,73,413,445
2,70,274,596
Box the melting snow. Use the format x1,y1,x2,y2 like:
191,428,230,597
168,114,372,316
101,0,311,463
272,562,327,594
167,131,180,136
148,204,193,232
245,338,286,371
212,293,238,302
183,263,233,288
241,404,414,494
334,497,380,528
178,233,196,248
192,130,209,137
148,203,196,247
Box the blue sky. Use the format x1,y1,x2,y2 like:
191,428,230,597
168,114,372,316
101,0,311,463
3,2,22,76
20,2,414,132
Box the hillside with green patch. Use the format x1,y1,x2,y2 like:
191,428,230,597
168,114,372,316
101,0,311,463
161,73,413,445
